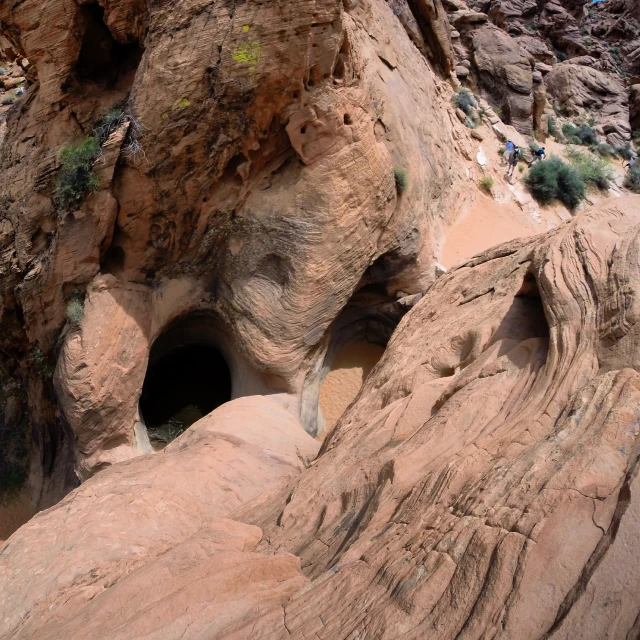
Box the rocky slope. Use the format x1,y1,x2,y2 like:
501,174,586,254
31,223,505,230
1,0,640,637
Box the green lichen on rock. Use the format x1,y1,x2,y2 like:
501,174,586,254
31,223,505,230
233,42,262,66
172,97,191,110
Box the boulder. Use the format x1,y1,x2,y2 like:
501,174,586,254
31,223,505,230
538,0,588,56
472,24,535,134
0,397,319,640
515,34,556,63
546,61,630,145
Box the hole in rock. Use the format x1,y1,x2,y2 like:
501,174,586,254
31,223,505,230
344,114,353,125
319,341,385,433
222,153,247,185
101,245,125,275
75,4,143,88
140,321,232,450
512,271,550,339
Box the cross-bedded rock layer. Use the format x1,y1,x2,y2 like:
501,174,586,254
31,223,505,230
1,197,640,639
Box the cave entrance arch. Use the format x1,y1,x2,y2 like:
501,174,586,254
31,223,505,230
139,315,232,450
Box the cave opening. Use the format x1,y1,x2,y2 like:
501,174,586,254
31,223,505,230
75,4,143,89
139,318,232,450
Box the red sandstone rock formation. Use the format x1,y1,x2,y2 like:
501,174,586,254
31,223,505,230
0,0,471,527
2,198,640,638
2,0,640,636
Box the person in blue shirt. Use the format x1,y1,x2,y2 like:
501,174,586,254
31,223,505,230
504,140,515,164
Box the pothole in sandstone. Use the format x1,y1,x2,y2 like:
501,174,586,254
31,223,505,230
319,341,385,433
139,317,232,451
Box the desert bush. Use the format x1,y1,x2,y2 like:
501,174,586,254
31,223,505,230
454,88,477,116
624,163,640,193
529,140,541,152
479,176,494,192
122,139,147,164
491,104,504,119
548,116,558,137
95,109,124,142
565,147,614,190
1,93,16,106
525,156,586,210
0,68,6,76
465,117,476,129
576,124,598,145
563,123,598,146
394,167,409,194
66,291,85,326
614,143,634,160
56,137,101,208
591,142,615,157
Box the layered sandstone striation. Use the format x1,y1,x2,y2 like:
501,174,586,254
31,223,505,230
0,396,319,639
0,0,472,523
1,198,640,638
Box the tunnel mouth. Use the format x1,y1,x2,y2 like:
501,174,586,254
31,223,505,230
139,318,232,451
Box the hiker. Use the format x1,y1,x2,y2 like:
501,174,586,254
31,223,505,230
504,140,515,164
625,156,636,172
507,146,520,176
531,146,546,165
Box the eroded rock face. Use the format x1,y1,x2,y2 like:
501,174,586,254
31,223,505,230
546,61,630,146
0,396,319,639
471,24,535,134
0,0,471,511
241,196,640,638
2,198,640,639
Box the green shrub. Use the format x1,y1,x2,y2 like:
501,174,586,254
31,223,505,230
95,109,124,142
576,124,598,145
548,116,558,137
465,116,476,129
394,167,409,194
519,164,525,173
529,140,541,152
1,93,16,106
56,137,101,208
0,67,6,76
454,88,477,116
564,123,598,145
614,143,634,160
565,147,614,190
525,156,586,210
624,163,640,193
66,299,84,326
479,176,494,192
591,142,615,157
